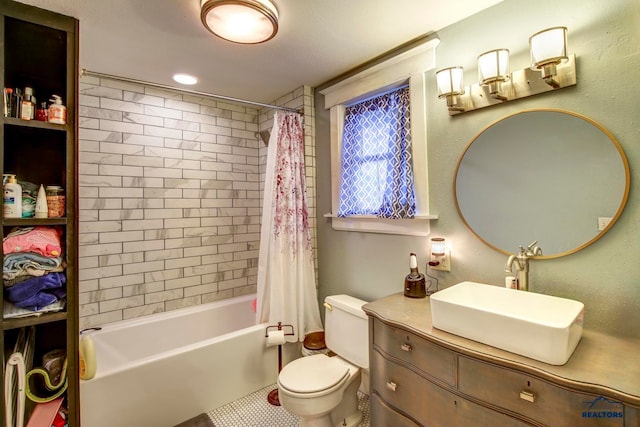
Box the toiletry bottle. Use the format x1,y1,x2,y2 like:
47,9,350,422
10,88,20,118
48,95,66,125
19,86,35,120
36,102,48,121
3,175,22,218
45,185,65,218
404,253,427,298
80,334,97,380
3,88,13,117
35,184,48,218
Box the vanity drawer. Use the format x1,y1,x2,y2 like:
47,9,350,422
371,350,531,427
458,356,624,427
370,392,421,427
372,318,456,387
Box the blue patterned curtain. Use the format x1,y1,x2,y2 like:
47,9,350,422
337,86,415,218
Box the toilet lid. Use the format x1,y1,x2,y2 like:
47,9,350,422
279,354,349,394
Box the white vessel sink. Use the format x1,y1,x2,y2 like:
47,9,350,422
430,281,584,365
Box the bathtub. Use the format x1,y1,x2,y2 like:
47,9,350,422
80,294,278,427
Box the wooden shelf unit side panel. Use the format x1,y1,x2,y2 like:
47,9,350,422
64,13,79,427
0,1,79,426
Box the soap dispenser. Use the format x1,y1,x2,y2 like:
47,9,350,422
404,253,426,298
48,95,66,125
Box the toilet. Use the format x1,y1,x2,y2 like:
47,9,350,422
277,295,368,427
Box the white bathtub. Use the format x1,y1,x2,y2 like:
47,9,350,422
80,294,278,427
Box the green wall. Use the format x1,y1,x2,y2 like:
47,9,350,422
315,0,640,338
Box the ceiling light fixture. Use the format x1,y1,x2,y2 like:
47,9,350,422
200,0,279,44
173,73,198,85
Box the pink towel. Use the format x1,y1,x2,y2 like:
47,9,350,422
3,227,63,257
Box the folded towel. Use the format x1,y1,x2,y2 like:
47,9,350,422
3,227,63,257
13,293,59,311
6,273,66,303
3,253,64,281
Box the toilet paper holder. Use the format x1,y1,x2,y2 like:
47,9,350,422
264,322,294,340
265,322,295,407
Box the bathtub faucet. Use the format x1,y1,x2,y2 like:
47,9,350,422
504,241,542,291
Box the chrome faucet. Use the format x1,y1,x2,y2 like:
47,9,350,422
504,241,542,291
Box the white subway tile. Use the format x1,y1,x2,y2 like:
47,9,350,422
100,119,144,134
122,260,165,275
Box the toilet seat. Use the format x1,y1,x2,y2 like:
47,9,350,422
279,354,350,396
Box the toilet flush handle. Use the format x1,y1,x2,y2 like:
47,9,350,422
323,302,333,311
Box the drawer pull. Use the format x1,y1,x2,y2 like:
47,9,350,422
520,390,536,402
400,343,413,352
386,381,397,392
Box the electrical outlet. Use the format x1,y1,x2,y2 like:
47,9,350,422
597,217,612,231
429,250,451,271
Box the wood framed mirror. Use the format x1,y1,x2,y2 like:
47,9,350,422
454,109,630,258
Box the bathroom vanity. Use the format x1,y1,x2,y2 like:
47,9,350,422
363,293,640,427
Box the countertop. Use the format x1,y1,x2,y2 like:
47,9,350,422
363,292,640,407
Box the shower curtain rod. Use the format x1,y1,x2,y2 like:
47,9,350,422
81,69,303,114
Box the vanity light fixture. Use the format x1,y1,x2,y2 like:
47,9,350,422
477,49,509,100
200,0,279,44
530,26,568,88
435,66,465,112
436,26,576,116
429,237,451,272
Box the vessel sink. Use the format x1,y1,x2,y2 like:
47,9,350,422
430,281,584,365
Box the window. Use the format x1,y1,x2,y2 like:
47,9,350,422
338,86,415,218
320,38,440,236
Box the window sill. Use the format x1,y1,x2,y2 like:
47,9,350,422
324,213,438,237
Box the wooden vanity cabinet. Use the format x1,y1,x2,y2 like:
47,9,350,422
364,295,639,427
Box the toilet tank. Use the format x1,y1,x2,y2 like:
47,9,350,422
324,295,369,369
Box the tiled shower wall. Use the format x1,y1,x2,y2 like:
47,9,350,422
78,75,315,329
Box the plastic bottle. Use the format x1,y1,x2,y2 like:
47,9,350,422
48,95,66,125
3,175,22,218
79,334,97,380
35,184,48,218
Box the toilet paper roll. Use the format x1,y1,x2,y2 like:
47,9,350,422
266,330,286,347
505,276,517,289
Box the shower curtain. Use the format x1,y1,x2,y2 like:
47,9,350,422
256,111,323,343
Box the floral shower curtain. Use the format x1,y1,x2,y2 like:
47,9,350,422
256,111,323,342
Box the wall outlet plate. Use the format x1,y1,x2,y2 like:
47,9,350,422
429,249,451,272
597,217,612,231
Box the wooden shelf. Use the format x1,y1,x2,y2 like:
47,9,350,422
1,1,79,425
2,311,68,330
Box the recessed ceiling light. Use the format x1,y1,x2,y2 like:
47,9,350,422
173,73,198,85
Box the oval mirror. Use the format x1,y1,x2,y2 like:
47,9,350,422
454,109,630,258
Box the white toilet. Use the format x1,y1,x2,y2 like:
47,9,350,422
277,294,369,427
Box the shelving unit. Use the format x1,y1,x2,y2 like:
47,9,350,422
0,0,78,425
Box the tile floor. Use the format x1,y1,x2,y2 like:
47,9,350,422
207,384,371,427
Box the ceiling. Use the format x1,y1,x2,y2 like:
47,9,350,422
14,0,503,105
